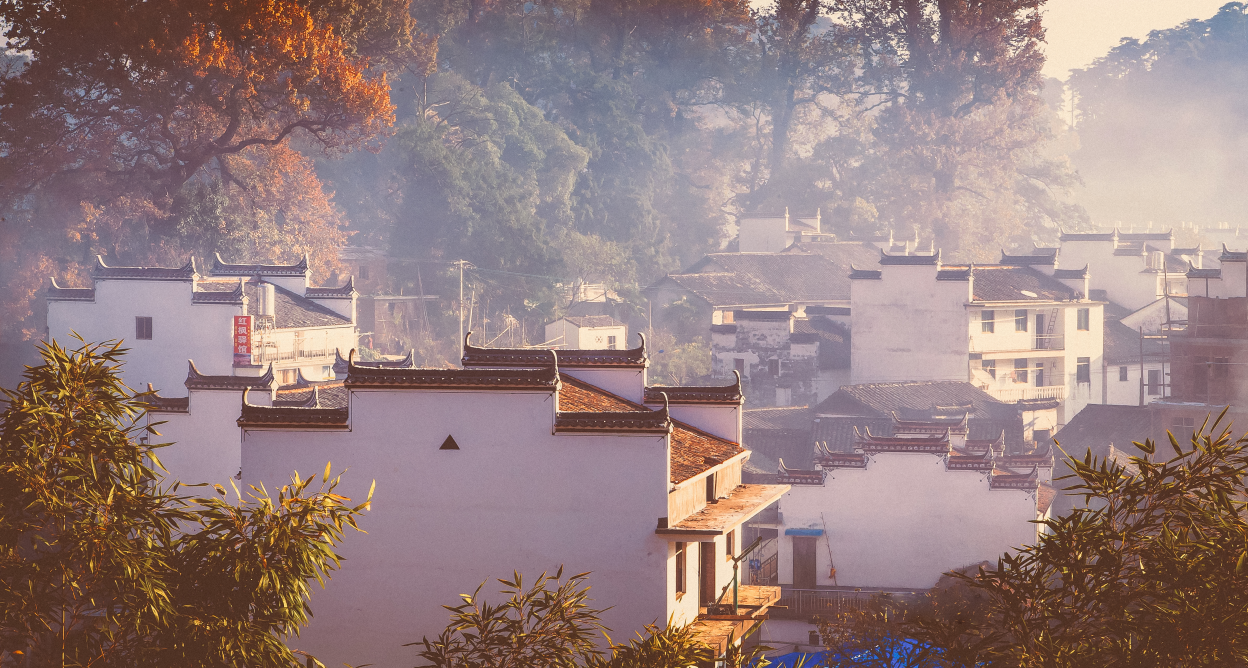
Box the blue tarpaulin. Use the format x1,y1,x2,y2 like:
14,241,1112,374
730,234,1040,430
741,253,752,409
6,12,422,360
754,638,935,667
784,528,824,536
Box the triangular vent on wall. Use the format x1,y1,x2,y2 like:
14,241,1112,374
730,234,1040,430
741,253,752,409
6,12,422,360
440,435,460,450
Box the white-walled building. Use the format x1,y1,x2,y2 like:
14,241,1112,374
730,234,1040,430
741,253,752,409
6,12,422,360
47,254,357,394
142,338,786,666
545,315,628,350
1056,229,1199,310
774,415,1054,591
849,250,1104,425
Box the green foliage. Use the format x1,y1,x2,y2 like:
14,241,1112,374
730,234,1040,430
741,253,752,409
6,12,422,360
412,568,764,668
0,339,370,667
648,331,712,386
826,412,1248,667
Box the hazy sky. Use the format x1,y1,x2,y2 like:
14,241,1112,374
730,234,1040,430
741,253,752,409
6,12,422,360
1042,0,1230,78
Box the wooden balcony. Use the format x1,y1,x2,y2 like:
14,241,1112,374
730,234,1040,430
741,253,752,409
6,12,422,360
689,585,781,655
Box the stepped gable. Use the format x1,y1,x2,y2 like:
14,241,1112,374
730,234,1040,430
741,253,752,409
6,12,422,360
345,362,559,391
557,373,743,484
968,265,1081,302
814,441,868,469
1000,251,1057,266
275,378,349,409
47,278,95,301
93,255,197,281
1187,263,1221,279
332,349,415,376
1118,229,1173,242
305,277,356,298
238,389,349,429
989,466,1040,491
461,333,647,369
1002,442,1055,469
244,281,350,328
184,361,274,390
878,249,940,265
1221,244,1247,262
192,279,245,304
141,385,189,413
946,445,995,471
1052,266,1089,280
892,409,969,436
854,426,952,454
211,252,308,277
847,265,883,280
936,266,972,281
1060,230,1116,242
964,431,1006,452
644,373,742,405
776,458,826,485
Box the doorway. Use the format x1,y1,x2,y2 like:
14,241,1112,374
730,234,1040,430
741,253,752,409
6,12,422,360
699,542,717,606
793,536,817,589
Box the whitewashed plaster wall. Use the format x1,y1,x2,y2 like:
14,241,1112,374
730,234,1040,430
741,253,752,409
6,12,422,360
564,367,647,403
1058,241,1161,311
1104,361,1167,406
1120,298,1187,334
776,453,1040,589
147,389,246,488
241,388,672,668
739,218,791,253
850,266,971,384
48,280,240,395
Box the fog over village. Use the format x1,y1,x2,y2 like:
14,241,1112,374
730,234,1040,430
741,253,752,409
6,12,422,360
4,1,1248,667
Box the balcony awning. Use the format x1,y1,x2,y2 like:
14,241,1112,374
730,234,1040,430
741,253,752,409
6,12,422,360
656,484,789,540
690,585,782,655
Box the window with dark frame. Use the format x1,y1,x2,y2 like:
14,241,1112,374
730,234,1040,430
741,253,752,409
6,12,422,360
1077,308,1091,331
675,543,687,595
1014,358,1028,384
1077,357,1091,383
1119,365,1129,382
982,359,996,379
1015,309,1028,332
981,310,995,333
135,316,153,340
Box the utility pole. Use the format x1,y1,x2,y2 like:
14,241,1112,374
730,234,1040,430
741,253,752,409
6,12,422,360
456,259,467,364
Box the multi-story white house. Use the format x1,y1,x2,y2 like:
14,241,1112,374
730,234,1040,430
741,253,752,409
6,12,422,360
545,315,628,350
46,254,357,394
1056,229,1200,310
850,250,1104,425
142,337,786,667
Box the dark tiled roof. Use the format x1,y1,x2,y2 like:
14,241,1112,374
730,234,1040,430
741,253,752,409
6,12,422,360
805,306,850,316
245,282,351,328
1187,266,1221,279
141,387,190,413
856,428,952,453
989,467,1040,490
554,410,671,434
674,247,875,305
1221,244,1247,262
734,310,790,321
1119,230,1173,242
184,361,275,390
848,266,882,280
93,255,196,281
1172,246,1202,255
332,349,415,375
47,278,95,301
969,266,1081,302
1052,267,1089,280
345,364,558,390
744,406,812,431
1000,252,1057,267
878,249,940,265
192,281,245,304
1036,483,1057,515
644,378,743,405
212,252,309,277
238,401,349,429
562,315,624,328
274,382,349,409
305,277,356,298
1060,231,1116,241
1050,404,1154,516
462,336,647,369
710,324,737,334
936,267,972,281
814,382,1007,421
1113,244,1145,257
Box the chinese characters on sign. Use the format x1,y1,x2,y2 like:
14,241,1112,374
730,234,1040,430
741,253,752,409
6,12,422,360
233,315,253,366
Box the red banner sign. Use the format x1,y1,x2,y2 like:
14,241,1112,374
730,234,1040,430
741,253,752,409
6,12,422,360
232,315,253,365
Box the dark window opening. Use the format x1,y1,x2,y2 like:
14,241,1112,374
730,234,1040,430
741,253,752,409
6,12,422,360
1077,357,1091,383
135,316,153,340
1147,369,1161,395
705,473,717,503
981,310,995,333
675,543,687,595
1077,308,1090,331
700,542,716,606
1119,365,1128,382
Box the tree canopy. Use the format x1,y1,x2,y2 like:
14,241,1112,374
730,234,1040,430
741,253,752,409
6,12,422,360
0,339,370,667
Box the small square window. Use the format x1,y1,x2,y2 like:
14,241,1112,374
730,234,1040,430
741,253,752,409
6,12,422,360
1077,357,1091,383
1077,308,1090,331
1015,310,1028,332
1119,366,1128,382
981,310,995,333
135,316,153,340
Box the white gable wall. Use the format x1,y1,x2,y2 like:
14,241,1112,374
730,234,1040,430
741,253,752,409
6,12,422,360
777,453,1039,589
147,389,245,488
241,388,671,668
48,280,239,395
